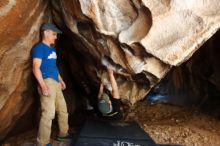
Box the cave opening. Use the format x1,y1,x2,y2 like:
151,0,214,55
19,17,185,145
56,27,101,110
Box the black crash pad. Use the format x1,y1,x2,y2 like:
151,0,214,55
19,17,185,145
73,119,157,146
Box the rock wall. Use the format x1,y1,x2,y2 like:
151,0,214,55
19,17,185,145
0,0,48,140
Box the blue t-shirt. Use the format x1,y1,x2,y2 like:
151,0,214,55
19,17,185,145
32,42,59,82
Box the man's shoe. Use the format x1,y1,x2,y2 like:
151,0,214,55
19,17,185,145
56,134,72,141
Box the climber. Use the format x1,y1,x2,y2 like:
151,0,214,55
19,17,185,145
97,65,123,120
32,23,70,146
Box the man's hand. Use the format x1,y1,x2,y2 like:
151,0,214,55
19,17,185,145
41,84,51,96
60,80,66,90
58,74,66,90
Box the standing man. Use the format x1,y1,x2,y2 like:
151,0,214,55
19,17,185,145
32,23,69,146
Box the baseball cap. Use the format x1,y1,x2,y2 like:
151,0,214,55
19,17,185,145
98,93,112,115
41,23,62,34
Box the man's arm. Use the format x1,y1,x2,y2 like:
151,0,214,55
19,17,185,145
107,66,119,99
98,82,104,100
32,58,50,96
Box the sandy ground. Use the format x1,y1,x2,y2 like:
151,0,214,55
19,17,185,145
2,100,220,146
124,101,220,146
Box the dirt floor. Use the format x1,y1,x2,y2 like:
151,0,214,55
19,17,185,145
124,101,220,146
2,100,220,146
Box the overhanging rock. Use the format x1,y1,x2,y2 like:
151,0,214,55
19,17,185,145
53,0,220,103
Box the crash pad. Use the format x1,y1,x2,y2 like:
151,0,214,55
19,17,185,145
72,119,156,146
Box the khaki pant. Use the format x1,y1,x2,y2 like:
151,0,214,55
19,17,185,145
37,78,69,146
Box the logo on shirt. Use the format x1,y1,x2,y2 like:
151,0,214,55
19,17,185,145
48,52,57,59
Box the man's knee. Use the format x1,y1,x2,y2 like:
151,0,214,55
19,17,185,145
57,100,68,114
57,110,68,119
41,110,55,120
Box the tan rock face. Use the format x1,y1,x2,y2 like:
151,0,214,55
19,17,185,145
79,0,138,36
141,0,220,66
0,0,220,141
0,0,48,140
